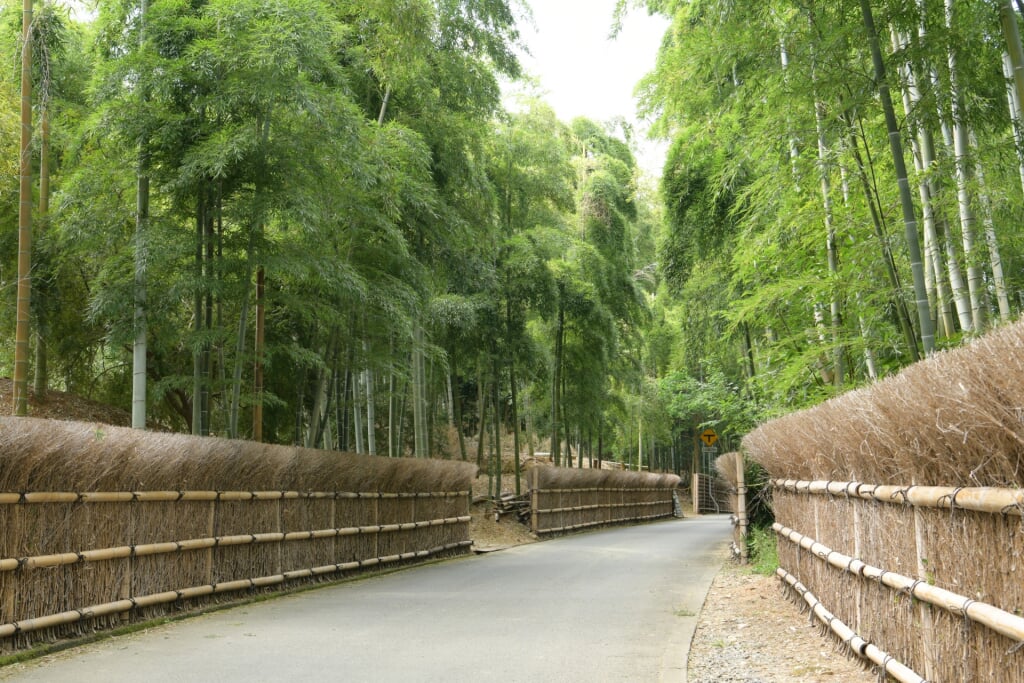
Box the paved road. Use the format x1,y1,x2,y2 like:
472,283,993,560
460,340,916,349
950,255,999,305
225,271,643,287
1,516,731,683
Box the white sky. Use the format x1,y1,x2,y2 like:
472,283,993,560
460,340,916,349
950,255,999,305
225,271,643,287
510,0,671,176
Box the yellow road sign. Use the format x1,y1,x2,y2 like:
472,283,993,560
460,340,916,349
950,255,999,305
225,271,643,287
699,429,718,447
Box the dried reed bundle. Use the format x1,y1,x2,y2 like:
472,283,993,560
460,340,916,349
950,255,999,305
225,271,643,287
745,320,1024,487
534,466,680,491
0,417,476,494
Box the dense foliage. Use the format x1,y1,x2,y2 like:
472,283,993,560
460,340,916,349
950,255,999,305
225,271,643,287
5,0,1024,485
638,0,1024,440
0,0,682,484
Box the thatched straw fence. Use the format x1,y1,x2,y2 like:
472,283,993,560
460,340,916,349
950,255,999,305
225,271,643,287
0,418,475,653
528,467,680,535
743,320,1024,682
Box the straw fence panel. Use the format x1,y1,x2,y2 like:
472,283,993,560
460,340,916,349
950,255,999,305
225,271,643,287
0,418,474,653
528,468,680,535
769,483,1024,682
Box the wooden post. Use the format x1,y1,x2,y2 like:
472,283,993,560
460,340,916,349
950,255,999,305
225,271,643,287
735,454,748,563
912,483,937,680
120,501,135,621
530,466,540,533
692,473,700,516
206,499,217,584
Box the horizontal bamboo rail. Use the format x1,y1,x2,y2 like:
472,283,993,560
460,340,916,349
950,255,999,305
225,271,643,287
771,479,1024,516
774,523,1024,645
0,541,471,640
536,512,672,535
0,516,471,572
777,568,926,683
532,500,671,515
0,490,470,505
532,487,677,494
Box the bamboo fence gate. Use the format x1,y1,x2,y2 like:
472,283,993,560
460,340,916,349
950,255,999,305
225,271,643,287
529,467,680,535
770,479,1024,682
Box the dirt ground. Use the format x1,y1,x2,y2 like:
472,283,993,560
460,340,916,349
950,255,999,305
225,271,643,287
687,558,875,682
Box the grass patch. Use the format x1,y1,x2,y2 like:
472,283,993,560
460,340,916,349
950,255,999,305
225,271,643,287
747,525,778,576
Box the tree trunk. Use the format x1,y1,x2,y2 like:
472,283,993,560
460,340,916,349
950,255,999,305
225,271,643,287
492,359,502,497
476,383,488,468
970,137,1012,321
34,106,50,402
1002,52,1024,196
509,361,521,494
412,322,427,457
860,0,935,355
550,302,564,467
252,267,265,441
192,191,205,435
894,26,957,339
352,358,364,454
1002,1,1024,129
842,110,921,361
450,355,467,461
13,0,33,417
945,0,985,333
130,0,149,427
815,98,844,386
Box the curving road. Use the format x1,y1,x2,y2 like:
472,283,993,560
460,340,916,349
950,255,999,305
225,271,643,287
0,516,731,683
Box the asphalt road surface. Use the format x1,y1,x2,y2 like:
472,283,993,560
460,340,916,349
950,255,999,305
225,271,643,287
1,516,731,683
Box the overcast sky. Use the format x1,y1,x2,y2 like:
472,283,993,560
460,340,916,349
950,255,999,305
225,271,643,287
511,1,670,176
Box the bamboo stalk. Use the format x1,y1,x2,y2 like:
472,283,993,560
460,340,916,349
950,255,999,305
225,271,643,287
772,479,1024,516
777,568,926,683
774,523,1024,644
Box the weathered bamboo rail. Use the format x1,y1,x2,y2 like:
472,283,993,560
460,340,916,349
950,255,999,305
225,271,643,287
767,478,1024,681
774,523,1024,645
772,479,1024,516
777,568,926,683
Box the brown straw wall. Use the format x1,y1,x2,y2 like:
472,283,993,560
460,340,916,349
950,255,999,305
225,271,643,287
0,418,474,652
744,321,1024,680
529,467,680,535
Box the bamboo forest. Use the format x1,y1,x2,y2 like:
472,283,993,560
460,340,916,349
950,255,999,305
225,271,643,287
3,0,1024,477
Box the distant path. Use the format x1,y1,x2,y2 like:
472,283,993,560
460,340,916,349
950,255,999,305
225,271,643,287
1,516,731,683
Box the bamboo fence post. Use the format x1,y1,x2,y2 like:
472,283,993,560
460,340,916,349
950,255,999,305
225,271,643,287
205,499,216,585
373,493,380,559
330,496,337,564
735,455,748,563
851,493,863,633
530,467,539,533
275,496,283,575
120,501,135,621
911,481,937,681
